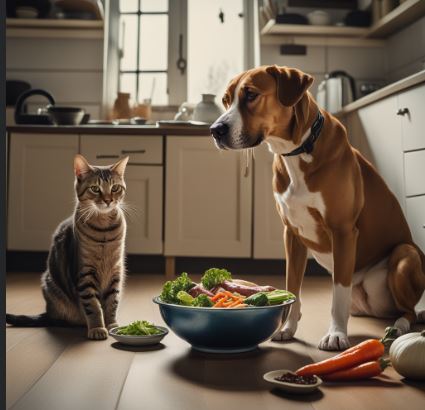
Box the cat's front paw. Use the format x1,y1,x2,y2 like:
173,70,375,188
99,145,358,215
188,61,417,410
88,327,108,340
106,322,119,331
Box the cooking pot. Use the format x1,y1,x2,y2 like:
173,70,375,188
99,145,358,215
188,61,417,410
14,89,56,125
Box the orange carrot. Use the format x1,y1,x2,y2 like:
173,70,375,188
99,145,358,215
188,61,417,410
211,292,226,302
322,359,390,381
213,297,227,307
227,298,244,307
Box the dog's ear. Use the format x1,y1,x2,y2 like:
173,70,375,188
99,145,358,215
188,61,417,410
265,65,313,107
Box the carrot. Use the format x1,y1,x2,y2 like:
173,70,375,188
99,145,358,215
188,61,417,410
322,358,390,382
213,297,227,307
211,292,226,302
228,298,244,307
296,327,398,377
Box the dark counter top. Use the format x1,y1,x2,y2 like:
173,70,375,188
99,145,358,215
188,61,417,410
6,124,211,136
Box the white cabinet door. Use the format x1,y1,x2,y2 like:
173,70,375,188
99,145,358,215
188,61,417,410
80,135,163,254
357,96,405,210
406,195,425,253
253,144,284,259
165,137,252,257
398,83,425,152
8,133,78,251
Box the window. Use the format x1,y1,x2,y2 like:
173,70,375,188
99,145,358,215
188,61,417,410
115,0,255,106
119,0,169,105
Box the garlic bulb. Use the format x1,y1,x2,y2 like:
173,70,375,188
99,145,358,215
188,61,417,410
389,330,425,380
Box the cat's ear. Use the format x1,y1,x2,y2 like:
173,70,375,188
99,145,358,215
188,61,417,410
111,156,129,177
74,155,92,178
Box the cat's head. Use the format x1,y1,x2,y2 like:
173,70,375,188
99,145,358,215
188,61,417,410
73,154,129,214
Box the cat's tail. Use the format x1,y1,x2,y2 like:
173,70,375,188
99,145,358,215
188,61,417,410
6,312,68,327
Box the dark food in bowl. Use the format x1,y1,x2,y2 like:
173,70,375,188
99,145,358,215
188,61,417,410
47,105,85,125
275,372,318,385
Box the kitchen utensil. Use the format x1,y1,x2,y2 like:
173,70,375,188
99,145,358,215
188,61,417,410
6,80,31,106
316,71,356,114
14,88,55,125
263,370,323,394
307,10,331,26
47,106,85,125
192,94,223,124
109,326,168,347
153,296,294,353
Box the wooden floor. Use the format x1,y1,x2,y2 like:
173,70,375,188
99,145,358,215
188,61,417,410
6,272,425,410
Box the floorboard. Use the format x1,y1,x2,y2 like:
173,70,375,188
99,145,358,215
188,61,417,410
6,272,425,410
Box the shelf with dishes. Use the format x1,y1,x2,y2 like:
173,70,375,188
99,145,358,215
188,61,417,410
6,18,104,39
260,0,425,45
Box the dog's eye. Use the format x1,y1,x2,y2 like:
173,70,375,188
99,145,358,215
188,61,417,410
245,90,259,102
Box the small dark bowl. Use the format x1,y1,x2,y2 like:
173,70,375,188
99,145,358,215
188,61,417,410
47,106,85,125
153,296,295,353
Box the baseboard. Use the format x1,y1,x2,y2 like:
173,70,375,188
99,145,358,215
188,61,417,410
6,251,329,276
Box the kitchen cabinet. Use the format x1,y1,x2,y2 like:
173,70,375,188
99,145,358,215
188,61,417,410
253,144,284,259
164,136,252,257
346,82,425,252
80,135,163,254
7,133,78,251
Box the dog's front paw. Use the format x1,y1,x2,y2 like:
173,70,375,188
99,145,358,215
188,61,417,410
88,327,108,340
318,331,350,351
272,323,297,342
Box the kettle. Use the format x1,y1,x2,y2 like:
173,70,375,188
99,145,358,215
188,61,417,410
14,89,56,125
316,71,356,114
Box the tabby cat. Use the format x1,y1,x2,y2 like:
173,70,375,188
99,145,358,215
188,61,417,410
6,154,129,340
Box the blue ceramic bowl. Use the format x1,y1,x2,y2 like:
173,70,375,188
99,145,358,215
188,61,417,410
153,296,295,353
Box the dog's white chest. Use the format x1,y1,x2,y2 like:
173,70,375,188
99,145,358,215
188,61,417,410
273,156,326,245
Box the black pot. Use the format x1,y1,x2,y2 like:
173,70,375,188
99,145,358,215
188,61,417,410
47,106,85,125
15,89,55,125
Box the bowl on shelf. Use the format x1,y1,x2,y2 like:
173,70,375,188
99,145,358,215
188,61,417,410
307,10,331,26
153,296,295,354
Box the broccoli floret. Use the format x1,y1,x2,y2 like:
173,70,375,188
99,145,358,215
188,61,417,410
192,294,214,307
201,268,232,290
160,272,195,304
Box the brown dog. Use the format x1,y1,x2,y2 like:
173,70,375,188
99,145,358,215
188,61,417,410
210,65,425,350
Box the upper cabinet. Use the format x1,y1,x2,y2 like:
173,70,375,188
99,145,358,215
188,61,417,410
7,133,78,251
164,136,252,257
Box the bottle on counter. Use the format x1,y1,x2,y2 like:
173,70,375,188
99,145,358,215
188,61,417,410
111,92,132,120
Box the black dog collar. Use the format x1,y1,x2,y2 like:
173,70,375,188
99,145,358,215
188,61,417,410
282,111,324,157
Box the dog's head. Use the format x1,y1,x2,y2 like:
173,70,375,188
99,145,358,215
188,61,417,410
210,65,314,151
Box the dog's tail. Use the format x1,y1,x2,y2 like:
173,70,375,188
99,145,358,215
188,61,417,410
6,312,68,327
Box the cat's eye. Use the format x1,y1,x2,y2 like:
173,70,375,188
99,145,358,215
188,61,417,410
245,89,259,102
90,186,100,194
111,185,120,193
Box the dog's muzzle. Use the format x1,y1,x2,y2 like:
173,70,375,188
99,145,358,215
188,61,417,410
210,122,229,144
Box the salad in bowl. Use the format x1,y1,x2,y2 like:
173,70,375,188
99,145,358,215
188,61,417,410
154,268,296,353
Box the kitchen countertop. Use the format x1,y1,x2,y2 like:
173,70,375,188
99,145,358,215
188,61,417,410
6,124,212,136
335,70,425,116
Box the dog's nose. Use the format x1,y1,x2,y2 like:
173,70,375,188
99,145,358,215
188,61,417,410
210,122,229,141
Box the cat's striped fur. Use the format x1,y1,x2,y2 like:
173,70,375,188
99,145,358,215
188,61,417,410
6,155,129,340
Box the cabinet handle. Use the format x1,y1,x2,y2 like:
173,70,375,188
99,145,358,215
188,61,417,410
96,154,120,159
396,108,409,116
121,149,146,154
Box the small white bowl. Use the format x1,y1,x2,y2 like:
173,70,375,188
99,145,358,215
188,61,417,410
109,326,168,346
16,6,39,19
263,369,322,394
307,10,331,26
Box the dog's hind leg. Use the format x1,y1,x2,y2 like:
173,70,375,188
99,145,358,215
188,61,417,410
272,225,307,341
387,244,425,334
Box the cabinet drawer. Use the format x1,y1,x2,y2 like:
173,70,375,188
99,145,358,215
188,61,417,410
399,83,425,151
404,150,425,197
406,195,425,253
80,135,163,165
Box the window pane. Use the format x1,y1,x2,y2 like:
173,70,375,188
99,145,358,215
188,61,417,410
139,15,168,70
141,0,168,12
120,74,137,101
120,15,138,71
138,73,168,105
188,0,244,103
120,0,139,13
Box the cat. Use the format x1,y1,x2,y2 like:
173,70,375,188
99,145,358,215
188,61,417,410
6,154,129,340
